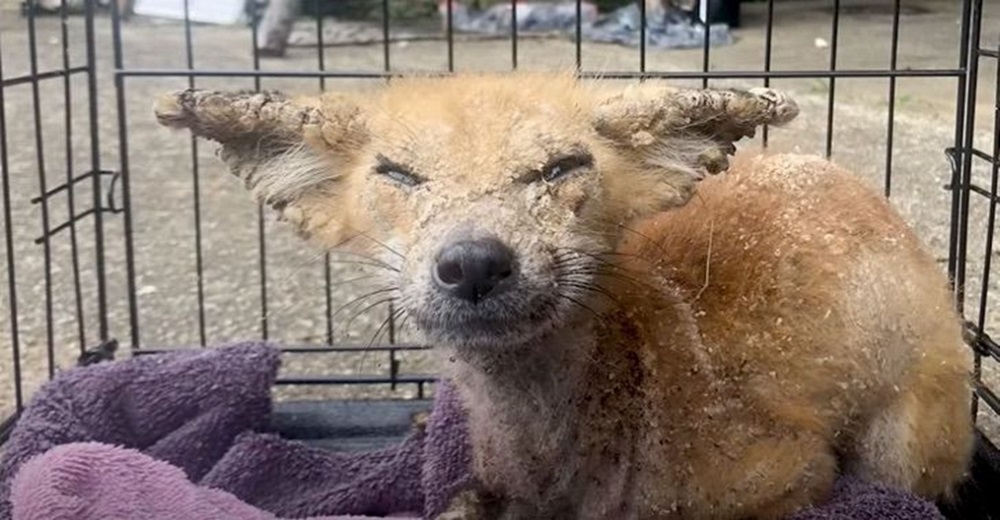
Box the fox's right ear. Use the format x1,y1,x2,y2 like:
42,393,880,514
592,85,797,212
154,88,369,241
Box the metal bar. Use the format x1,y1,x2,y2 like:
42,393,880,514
389,348,399,391
969,147,1000,163
275,375,436,386
388,301,397,344
382,0,391,71
113,68,968,79
248,8,269,340
0,413,20,446
943,147,1000,170
956,0,984,318
27,0,57,379
324,263,334,343
980,49,999,59
575,0,582,70
61,0,87,352
315,0,326,91
974,40,1000,375
111,0,142,350
131,343,430,355
313,1,333,345
761,0,775,148
957,0,983,418
378,0,398,346
701,0,710,89
29,170,112,204
510,0,517,69
948,0,975,302
0,65,89,88
446,0,454,71
638,0,646,72
86,0,109,341
974,380,1000,417
0,12,25,413
182,0,207,346
965,322,1000,362
884,0,901,197
279,343,429,353
33,209,111,244
949,182,1000,204
825,0,841,159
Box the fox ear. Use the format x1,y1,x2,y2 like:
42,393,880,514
593,85,798,208
154,88,369,241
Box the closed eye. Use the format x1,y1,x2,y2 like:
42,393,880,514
519,152,594,184
374,154,424,187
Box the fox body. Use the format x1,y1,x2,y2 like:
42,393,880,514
155,73,973,519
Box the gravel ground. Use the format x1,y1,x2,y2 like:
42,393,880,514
1,0,999,438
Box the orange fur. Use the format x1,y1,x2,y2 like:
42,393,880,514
154,72,974,519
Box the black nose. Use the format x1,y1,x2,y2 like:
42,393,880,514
433,238,516,303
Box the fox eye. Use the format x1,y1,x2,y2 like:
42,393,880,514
374,155,424,187
529,153,594,184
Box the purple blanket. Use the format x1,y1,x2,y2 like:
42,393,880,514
0,342,944,520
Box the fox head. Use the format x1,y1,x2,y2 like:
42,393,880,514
154,72,796,352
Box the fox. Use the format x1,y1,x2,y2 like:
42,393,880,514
153,72,974,520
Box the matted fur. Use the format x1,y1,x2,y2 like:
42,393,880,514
154,72,973,520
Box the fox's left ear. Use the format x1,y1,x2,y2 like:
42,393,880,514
592,85,798,208
154,88,369,242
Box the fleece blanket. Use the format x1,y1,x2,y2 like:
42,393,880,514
0,342,944,520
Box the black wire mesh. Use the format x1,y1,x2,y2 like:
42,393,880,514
2,0,109,442
952,2,1000,427
0,0,997,447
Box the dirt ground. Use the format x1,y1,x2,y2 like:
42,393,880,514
2,0,1000,440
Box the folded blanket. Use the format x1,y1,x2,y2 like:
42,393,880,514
10,442,382,520
0,343,279,520
0,342,944,520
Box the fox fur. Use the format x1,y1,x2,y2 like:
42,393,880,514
154,72,973,520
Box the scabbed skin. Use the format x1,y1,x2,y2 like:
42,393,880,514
154,72,974,520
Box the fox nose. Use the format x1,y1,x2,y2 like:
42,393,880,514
433,237,516,304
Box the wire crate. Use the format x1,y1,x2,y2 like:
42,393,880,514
1,0,999,517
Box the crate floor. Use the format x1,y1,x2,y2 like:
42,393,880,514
271,399,433,452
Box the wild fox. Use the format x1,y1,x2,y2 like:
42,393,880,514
155,72,973,520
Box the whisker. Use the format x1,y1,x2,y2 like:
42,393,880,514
358,231,406,260
561,267,656,292
357,304,408,374
322,257,399,272
558,281,622,305
616,223,670,258
553,247,656,272
320,226,404,271
554,247,648,260
555,293,603,322
343,295,398,331
327,249,401,271
395,313,413,338
553,251,645,272
332,287,399,323
327,273,382,289
267,272,382,324
265,250,378,322
371,305,408,348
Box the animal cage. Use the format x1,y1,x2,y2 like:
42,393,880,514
1,0,999,517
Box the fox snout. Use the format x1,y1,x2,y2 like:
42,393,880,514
432,236,517,304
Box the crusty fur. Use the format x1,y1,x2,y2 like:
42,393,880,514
154,72,973,520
